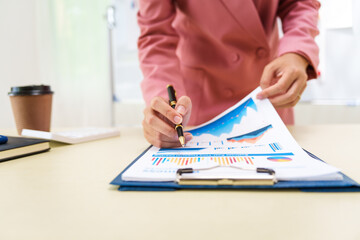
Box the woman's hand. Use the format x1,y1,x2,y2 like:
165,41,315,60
142,95,192,148
257,53,309,108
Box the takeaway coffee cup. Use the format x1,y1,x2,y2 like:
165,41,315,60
8,85,54,135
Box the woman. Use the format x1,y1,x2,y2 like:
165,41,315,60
137,0,320,148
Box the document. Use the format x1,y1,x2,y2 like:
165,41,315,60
122,87,342,182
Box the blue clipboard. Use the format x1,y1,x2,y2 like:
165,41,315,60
110,146,360,192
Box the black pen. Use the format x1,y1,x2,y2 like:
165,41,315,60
167,85,185,147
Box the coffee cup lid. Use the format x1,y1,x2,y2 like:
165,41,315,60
8,85,54,96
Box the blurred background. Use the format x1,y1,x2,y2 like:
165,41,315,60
0,0,359,129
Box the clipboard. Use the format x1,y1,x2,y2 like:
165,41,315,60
175,166,276,185
110,146,360,192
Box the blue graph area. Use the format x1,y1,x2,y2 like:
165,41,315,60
188,98,257,137
227,124,273,141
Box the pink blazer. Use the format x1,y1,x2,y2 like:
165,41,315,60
138,0,320,126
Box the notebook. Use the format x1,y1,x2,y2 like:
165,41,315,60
0,136,50,162
21,127,120,144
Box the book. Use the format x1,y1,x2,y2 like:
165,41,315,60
0,136,50,162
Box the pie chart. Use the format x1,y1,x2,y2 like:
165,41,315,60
267,156,292,162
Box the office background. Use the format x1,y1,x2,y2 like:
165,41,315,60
1,0,359,130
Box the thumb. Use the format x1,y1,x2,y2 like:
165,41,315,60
175,96,192,125
258,62,282,99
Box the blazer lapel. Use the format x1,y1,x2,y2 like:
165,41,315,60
220,0,268,46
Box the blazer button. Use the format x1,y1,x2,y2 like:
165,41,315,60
256,47,268,58
231,53,240,62
224,88,234,98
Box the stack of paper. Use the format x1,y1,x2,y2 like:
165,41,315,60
122,87,342,182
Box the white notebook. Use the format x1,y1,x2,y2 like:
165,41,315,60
21,127,120,144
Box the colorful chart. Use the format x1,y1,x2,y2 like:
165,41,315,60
227,125,273,144
269,143,282,152
158,148,205,152
267,156,292,162
151,152,294,168
188,98,257,137
151,156,254,166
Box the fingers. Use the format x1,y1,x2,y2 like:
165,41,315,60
299,82,307,96
150,96,183,125
278,95,301,108
259,63,282,90
143,125,192,148
142,112,179,148
269,76,306,108
257,53,309,103
277,82,307,108
268,76,307,107
175,96,191,115
175,96,192,126
143,95,193,148
258,69,299,99
143,107,178,139
259,65,274,90
257,53,309,108
143,122,176,147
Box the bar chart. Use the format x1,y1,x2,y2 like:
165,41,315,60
151,155,255,166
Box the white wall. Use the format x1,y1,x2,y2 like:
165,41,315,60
0,0,40,128
0,0,112,130
35,0,112,128
1,0,359,130
295,104,360,125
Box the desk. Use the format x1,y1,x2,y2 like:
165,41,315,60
1,125,360,240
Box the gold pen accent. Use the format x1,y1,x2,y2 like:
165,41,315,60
175,124,185,147
178,136,185,147
168,85,186,147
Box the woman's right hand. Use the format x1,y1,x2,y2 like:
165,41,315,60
142,95,193,148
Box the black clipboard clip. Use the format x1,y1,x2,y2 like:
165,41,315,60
176,166,277,186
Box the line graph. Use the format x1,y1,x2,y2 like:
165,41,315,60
188,98,257,137
227,125,273,144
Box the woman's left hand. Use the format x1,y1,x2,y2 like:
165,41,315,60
256,53,309,108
